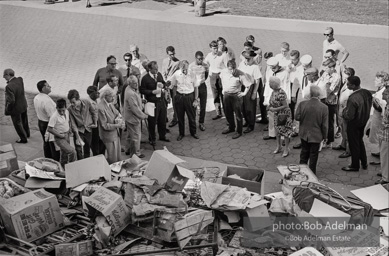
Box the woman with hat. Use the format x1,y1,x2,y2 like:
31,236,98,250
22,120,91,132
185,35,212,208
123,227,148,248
268,76,294,157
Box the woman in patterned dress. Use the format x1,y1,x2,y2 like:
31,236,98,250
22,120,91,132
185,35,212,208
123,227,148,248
268,76,294,157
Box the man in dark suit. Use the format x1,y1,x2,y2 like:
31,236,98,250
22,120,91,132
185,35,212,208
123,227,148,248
3,69,30,143
140,61,170,146
295,85,329,173
342,76,372,171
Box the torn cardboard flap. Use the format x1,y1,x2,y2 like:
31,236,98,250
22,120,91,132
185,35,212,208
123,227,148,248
165,165,195,192
25,177,63,189
65,155,111,188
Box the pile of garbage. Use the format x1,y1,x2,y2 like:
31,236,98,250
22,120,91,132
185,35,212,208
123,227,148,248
0,145,388,256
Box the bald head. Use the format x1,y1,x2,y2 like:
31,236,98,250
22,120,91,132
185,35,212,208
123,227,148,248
269,76,281,90
3,69,15,82
310,85,321,98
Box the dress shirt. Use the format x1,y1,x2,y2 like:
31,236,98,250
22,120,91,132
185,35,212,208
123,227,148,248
48,110,70,134
323,39,346,60
189,61,209,87
33,93,56,122
92,67,124,90
170,70,197,94
338,86,352,118
275,53,291,68
118,65,141,80
220,68,251,94
321,71,341,104
238,61,262,81
99,84,118,105
204,52,229,74
371,86,387,116
162,57,180,82
290,64,304,98
302,80,320,100
67,99,97,133
131,53,148,74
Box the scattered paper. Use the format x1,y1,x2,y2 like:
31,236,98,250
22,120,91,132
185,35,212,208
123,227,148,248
351,185,389,210
25,164,65,180
144,102,155,117
380,217,389,236
200,181,228,207
227,174,243,180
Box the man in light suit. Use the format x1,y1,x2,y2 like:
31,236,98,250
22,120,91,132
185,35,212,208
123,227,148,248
3,69,30,143
295,85,329,173
123,75,148,158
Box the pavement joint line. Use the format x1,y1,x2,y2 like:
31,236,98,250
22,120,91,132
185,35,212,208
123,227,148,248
0,1,387,39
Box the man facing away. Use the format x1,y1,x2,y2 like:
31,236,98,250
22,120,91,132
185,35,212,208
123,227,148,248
3,68,30,143
341,76,372,172
33,80,60,161
295,85,329,174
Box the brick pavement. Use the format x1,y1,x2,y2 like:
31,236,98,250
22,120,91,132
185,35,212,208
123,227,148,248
0,1,386,188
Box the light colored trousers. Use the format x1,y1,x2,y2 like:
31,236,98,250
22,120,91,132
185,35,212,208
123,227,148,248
126,121,142,157
104,139,121,164
380,140,388,182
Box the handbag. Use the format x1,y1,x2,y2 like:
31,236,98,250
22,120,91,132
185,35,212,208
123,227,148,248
292,182,374,225
276,113,288,126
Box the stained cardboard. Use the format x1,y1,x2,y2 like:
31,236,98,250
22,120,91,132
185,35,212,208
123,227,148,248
0,189,64,242
65,155,111,188
84,187,131,236
0,144,19,178
55,240,93,256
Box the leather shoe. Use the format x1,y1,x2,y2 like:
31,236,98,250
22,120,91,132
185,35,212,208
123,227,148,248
159,138,170,142
149,141,156,146
191,134,199,139
347,164,367,170
232,133,242,139
371,152,380,157
243,123,249,127
338,152,351,158
168,121,178,127
263,135,276,140
369,161,381,165
332,145,346,151
256,119,268,124
243,127,253,134
199,123,205,131
166,128,170,133
377,173,382,177
177,135,184,141
125,150,131,156
342,166,359,172
15,139,27,144
212,114,222,120
293,143,301,149
375,179,389,185
222,128,234,134
136,153,145,159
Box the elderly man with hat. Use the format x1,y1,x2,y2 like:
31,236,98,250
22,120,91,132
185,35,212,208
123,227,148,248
129,44,149,75
238,50,262,133
263,57,290,140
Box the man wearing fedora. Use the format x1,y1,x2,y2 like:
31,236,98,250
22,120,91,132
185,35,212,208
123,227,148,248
238,50,262,133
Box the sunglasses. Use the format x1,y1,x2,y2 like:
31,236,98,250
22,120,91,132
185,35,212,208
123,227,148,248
109,63,117,65
124,59,131,62
323,33,332,36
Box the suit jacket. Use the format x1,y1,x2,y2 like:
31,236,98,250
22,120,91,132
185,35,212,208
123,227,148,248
296,98,329,143
140,72,166,103
97,99,120,143
5,77,27,116
123,87,147,125
342,88,372,128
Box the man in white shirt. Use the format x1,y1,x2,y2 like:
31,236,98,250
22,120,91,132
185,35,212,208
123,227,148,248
245,35,263,67
33,80,59,161
189,51,209,131
130,44,149,75
169,60,199,141
322,27,350,64
238,50,262,133
220,60,252,139
263,57,290,140
204,40,229,120
99,75,119,109
287,50,302,121
275,42,291,68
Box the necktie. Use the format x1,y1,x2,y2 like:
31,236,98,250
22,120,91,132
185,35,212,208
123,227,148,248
154,74,157,81
127,67,130,77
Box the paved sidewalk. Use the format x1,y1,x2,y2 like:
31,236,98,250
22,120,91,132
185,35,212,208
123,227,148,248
0,0,386,189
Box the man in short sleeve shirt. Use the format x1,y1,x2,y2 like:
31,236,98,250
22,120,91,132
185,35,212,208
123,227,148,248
322,27,349,64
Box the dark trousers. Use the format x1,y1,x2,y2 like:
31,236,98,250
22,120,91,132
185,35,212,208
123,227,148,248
257,80,267,121
38,120,60,161
242,85,257,129
347,125,367,169
148,100,167,142
223,93,243,134
73,130,92,160
326,103,337,143
91,127,105,156
198,83,207,124
11,111,30,141
175,92,197,136
299,139,321,174
170,87,178,122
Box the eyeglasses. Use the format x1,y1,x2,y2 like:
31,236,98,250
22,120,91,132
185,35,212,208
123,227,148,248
109,63,117,65
323,33,332,36
124,59,131,62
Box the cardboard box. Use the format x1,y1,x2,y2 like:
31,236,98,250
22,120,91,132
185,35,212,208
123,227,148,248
222,166,265,195
84,187,131,236
0,144,19,178
0,189,64,242
55,240,93,256
65,155,111,188
145,150,195,192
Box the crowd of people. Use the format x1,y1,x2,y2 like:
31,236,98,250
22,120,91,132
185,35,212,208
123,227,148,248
3,26,389,185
